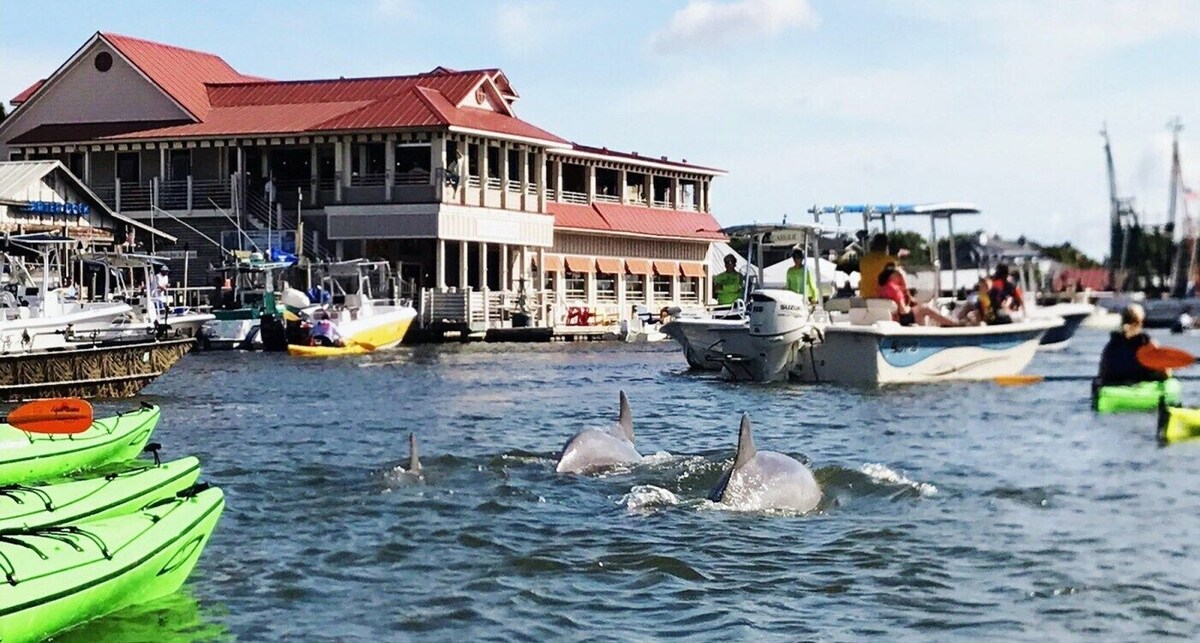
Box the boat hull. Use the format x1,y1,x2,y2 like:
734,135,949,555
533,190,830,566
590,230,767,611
0,338,193,402
661,317,748,371
289,307,416,357
1036,303,1093,348
792,321,1055,385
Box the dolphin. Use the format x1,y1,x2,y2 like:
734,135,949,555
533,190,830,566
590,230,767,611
708,414,821,513
407,432,422,474
555,391,642,474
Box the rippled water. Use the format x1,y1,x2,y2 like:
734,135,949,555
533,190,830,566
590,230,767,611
67,328,1200,640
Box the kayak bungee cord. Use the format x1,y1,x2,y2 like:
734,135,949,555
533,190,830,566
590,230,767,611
0,525,115,585
0,484,55,512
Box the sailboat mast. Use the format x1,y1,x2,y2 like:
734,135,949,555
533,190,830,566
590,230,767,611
1101,124,1122,274
1167,118,1187,297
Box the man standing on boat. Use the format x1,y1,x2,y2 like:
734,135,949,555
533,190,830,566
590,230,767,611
712,254,743,306
786,247,818,305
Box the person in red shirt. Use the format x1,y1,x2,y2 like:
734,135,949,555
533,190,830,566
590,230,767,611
877,264,958,327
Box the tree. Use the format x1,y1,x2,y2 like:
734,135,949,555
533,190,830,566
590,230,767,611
0,102,6,123
1034,241,1100,269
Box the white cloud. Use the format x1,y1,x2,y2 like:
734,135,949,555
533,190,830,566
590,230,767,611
374,0,414,19
650,0,818,54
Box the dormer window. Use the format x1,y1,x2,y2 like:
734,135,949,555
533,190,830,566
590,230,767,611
94,52,113,72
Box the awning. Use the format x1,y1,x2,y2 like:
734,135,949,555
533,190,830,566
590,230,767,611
680,262,706,278
595,257,623,274
565,255,594,273
625,258,652,275
653,260,680,276
539,254,563,272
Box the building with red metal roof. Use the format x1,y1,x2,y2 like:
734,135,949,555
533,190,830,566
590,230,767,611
0,32,727,332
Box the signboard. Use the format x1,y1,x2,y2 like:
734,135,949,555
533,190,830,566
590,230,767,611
20,201,90,216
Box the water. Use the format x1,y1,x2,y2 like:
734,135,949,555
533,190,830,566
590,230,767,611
67,328,1200,640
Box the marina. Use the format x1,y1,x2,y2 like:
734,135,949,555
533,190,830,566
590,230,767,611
0,3,1198,640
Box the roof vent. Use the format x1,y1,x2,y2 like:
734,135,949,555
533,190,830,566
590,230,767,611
660,156,668,161
682,159,687,163
632,152,638,157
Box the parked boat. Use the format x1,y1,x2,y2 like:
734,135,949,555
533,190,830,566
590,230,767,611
0,403,160,485
0,485,224,643
287,260,416,357
0,456,200,531
1034,302,1094,349
201,252,290,351
0,335,192,402
80,252,214,341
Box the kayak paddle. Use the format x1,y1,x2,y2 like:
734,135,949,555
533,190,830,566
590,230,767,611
1137,345,1196,371
4,398,94,434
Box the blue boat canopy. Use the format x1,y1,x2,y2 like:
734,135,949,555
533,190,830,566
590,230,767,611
809,202,981,218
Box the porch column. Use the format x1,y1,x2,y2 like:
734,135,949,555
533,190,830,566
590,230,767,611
356,143,366,181
617,271,626,315
500,244,509,291
384,133,396,202
342,138,354,187
333,139,345,202
520,246,529,291
431,134,447,201
671,273,680,304
645,275,652,307
436,239,446,289
554,159,563,200
478,140,489,206
519,147,529,211
671,177,681,210
537,247,546,291
260,147,270,180
159,147,167,181
644,174,653,206
309,144,319,206
586,165,596,201
618,169,627,205
536,152,547,211
82,149,91,184
499,141,510,210
479,242,489,290
335,240,345,260
459,240,469,290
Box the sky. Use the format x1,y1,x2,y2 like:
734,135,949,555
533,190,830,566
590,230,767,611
1,0,1197,259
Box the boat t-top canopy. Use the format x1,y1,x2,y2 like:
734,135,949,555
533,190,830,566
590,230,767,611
721,222,853,247
810,203,981,220
79,252,168,270
320,259,391,278
5,232,81,247
810,202,982,295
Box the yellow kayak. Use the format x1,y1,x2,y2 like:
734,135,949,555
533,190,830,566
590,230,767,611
287,343,370,358
1159,406,1200,444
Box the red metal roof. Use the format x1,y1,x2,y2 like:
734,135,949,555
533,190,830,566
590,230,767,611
569,143,725,174
548,202,725,241
10,79,44,106
102,32,261,119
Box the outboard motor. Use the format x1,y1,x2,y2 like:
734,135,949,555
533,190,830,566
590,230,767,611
722,288,816,381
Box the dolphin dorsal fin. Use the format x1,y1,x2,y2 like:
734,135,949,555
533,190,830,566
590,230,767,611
616,391,634,442
408,432,422,473
734,414,757,469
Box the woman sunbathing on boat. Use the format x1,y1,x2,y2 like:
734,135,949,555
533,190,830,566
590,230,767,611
877,264,958,327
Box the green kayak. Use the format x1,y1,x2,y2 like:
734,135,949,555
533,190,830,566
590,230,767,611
0,485,224,643
0,457,201,531
0,404,160,485
1094,379,1182,414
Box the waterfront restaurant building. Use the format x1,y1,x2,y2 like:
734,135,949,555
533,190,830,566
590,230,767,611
0,32,727,330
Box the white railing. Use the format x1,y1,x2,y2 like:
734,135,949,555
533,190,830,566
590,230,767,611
594,194,620,203
467,176,481,188
486,177,502,189
525,183,538,196
506,179,521,192
350,173,386,187
559,190,588,204
394,172,430,185
652,199,672,209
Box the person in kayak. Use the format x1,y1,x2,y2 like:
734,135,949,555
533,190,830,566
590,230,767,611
1097,303,1168,386
310,309,344,347
877,264,958,327
786,247,818,305
712,254,743,306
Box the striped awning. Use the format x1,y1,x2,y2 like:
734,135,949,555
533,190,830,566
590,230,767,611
565,255,595,273
625,258,652,275
680,262,706,277
595,257,623,274
653,260,679,276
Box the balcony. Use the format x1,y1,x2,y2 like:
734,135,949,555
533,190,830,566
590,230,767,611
87,177,232,213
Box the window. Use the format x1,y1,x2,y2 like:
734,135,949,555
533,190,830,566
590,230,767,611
565,271,586,300
680,277,700,302
652,275,672,301
596,271,616,302
625,274,646,302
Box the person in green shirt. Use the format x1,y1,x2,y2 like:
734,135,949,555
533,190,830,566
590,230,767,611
712,254,743,305
786,247,818,304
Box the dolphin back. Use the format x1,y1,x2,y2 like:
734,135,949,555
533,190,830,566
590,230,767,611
709,414,757,502
556,428,642,474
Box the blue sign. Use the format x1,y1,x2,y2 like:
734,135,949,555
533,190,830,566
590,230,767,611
20,201,90,216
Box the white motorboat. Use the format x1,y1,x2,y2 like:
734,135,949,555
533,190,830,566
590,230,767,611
660,306,747,369
287,260,417,356
82,252,214,342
